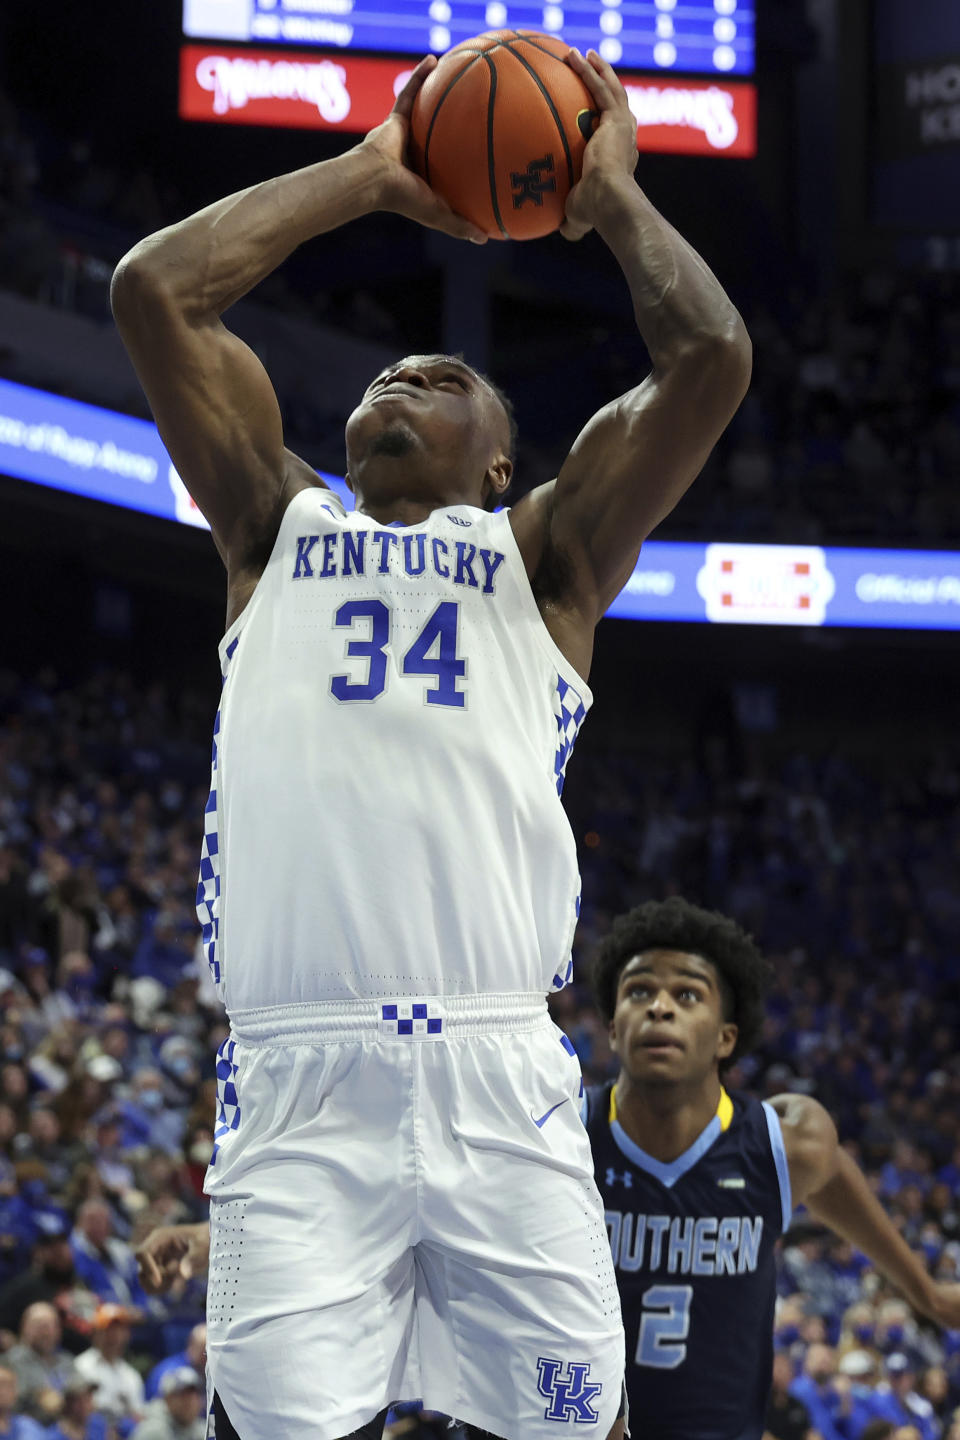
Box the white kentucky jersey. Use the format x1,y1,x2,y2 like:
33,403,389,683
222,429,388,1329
196,486,592,1011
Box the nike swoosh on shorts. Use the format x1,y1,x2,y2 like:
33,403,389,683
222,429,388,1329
531,1098,569,1128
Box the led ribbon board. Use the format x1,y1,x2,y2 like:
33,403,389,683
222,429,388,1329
4,379,959,631
182,0,755,77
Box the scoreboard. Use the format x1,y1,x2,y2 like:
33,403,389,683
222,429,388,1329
183,0,755,77
180,0,758,154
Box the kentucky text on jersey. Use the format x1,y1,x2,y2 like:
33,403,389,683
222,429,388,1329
292,529,506,594
605,1212,763,1275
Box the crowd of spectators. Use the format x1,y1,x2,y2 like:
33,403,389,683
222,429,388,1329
0,664,957,1438
2,82,960,549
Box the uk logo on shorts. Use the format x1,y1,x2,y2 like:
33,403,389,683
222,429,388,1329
537,1358,602,1423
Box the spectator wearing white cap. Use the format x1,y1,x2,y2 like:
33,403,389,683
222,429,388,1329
130,1368,204,1440
73,1305,144,1427
864,1356,942,1440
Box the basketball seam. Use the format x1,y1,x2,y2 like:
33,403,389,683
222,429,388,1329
483,54,509,240
421,53,482,190
501,40,575,189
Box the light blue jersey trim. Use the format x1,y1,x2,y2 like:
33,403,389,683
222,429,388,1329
609,1113,724,1188
762,1101,793,1232
579,1094,589,1125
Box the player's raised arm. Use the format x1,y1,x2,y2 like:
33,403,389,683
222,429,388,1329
110,58,486,571
529,48,751,626
772,1093,960,1330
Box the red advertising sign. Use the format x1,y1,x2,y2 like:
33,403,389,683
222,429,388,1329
179,45,757,158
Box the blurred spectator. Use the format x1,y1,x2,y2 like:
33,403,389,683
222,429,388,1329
129,1369,203,1440
0,1216,91,1355
3,1303,74,1417
73,1307,143,1433
143,1327,204,1403
766,1350,814,1440
43,1371,110,1440
866,1355,941,1440
0,1363,45,1439
69,1205,146,1315
789,1343,846,1440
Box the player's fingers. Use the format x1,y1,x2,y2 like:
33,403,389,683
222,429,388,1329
136,1250,164,1292
409,181,488,243
560,217,592,242
566,47,615,111
585,49,631,107
392,55,437,117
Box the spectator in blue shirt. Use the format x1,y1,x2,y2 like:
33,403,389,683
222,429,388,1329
790,1343,848,1440
867,1356,941,1440
69,1204,146,1315
43,1371,110,1440
143,1327,204,1403
0,1364,45,1440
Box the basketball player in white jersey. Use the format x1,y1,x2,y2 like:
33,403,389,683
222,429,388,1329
111,46,750,1440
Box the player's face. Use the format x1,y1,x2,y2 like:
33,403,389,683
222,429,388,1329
609,950,737,1085
344,355,510,505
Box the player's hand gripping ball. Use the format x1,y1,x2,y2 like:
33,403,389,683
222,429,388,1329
409,31,599,241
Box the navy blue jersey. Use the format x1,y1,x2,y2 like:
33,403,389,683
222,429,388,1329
586,1083,791,1440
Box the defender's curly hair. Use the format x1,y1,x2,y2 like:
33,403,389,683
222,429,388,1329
590,896,771,1073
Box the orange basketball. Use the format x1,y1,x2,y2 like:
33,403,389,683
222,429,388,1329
409,31,598,241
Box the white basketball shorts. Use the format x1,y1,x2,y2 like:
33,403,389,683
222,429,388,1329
204,993,624,1440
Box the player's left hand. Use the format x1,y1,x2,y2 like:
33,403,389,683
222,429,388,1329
560,49,638,241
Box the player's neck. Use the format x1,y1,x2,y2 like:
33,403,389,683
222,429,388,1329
613,1073,724,1163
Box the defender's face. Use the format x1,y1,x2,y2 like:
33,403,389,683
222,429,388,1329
609,950,737,1083
345,355,506,484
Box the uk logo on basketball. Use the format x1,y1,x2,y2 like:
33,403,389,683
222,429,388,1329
511,156,557,209
537,1358,602,1423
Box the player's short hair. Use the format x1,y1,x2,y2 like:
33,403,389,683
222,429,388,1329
590,896,770,1074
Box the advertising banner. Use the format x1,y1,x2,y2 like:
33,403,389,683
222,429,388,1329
4,379,959,631
179,45,757,156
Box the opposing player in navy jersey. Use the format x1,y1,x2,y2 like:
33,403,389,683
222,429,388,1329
587,897,960,1440
111,45,752,1440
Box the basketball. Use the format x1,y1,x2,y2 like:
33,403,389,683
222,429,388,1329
409,31,598,241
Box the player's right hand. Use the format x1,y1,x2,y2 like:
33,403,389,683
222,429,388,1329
360,58,488,244
135,1222,211,1294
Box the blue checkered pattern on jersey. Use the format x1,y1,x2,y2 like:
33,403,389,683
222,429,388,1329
210,1037,240,1165
195,638,240,989
550,887,581,993
553,675,587,796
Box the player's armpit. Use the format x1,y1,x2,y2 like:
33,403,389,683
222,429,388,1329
548,336,751,624
111,253,292,567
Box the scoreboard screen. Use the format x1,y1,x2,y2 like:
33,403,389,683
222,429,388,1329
183,0,755,77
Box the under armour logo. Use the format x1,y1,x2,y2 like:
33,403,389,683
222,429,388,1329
511,156,556,208
606,1167,632,1188
537,1358,602,1424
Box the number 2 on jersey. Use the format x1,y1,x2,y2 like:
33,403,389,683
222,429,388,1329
635,1285,692,1369
331,600,466,708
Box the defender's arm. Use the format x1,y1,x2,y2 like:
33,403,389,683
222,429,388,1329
771,1092,960,1329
